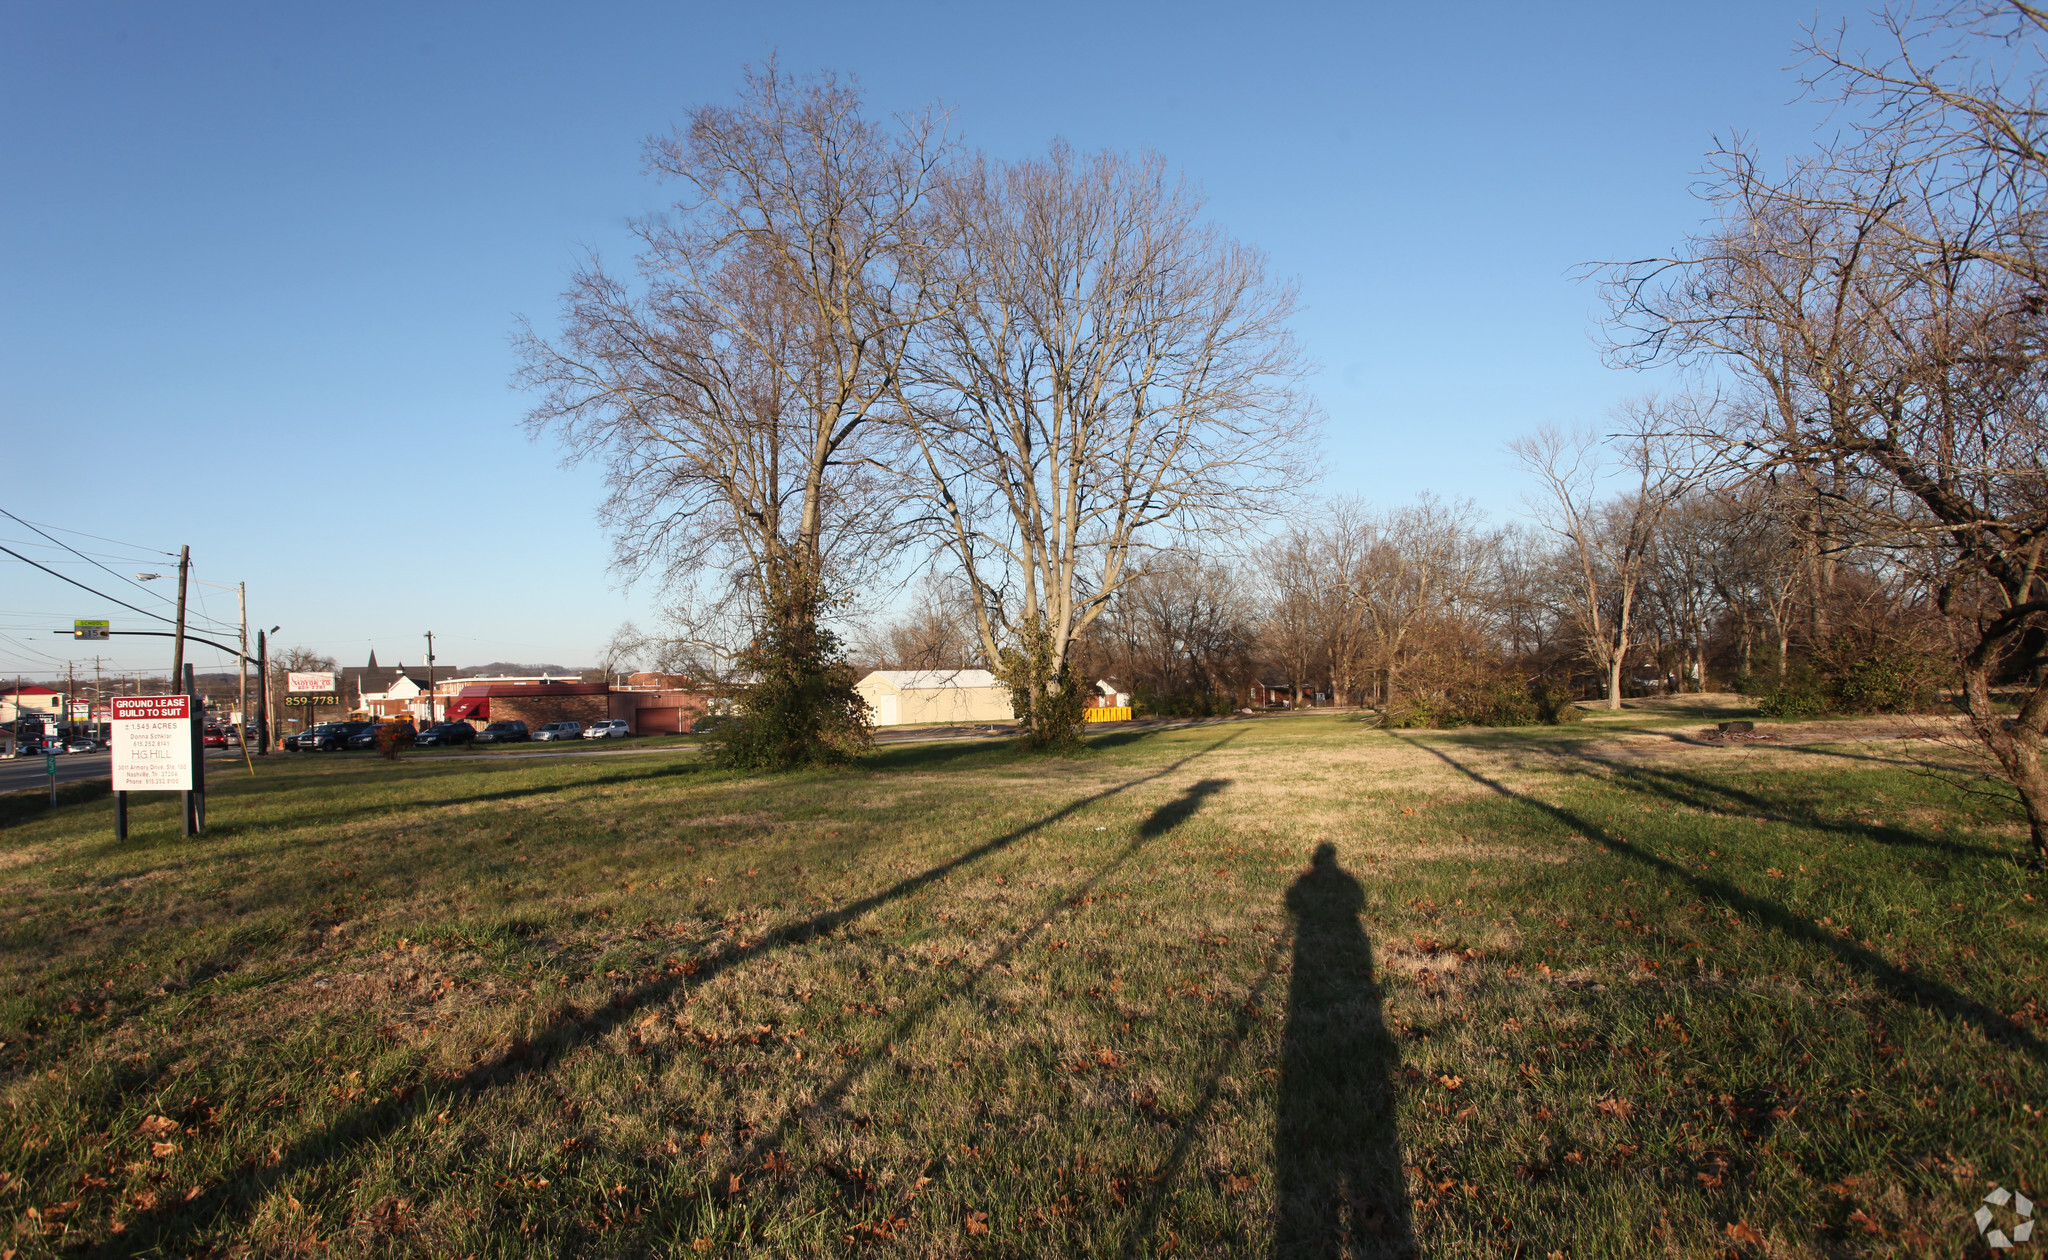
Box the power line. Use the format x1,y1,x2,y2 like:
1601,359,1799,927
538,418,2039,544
2,516,177,559
0,543,179,626
0,507,183,613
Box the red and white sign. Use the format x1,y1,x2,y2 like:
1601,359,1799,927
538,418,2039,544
111,695,193,791
287,671,336,694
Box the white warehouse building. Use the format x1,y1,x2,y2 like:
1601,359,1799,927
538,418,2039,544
855,669,1014,727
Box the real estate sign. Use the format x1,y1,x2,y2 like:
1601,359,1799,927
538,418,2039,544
111,695,193,791
286,672,336,694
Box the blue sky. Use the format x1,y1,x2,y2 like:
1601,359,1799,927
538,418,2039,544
0,1,1837,679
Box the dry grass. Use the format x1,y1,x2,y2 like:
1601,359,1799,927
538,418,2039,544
0,715,2040,1257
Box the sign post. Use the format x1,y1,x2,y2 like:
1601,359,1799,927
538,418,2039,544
44,752,55,805
111,695,195,839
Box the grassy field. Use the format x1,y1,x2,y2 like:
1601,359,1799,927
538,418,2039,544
0,706,2041,1257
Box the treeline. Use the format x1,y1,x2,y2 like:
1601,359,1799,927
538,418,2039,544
858,475,1950,728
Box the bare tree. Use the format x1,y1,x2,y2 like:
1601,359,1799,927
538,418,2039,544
855,573,983,671
903,144,1315,745
1351,494,1496,710
1510,418,1687,709
517,65,953,764
1601,2,2048,863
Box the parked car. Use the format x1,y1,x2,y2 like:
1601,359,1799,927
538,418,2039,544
473,721,529,744
305,721,372,752
414,722,476,748
532,721,583,742
345,724,392,750
688,714,736,736
582,719,631,740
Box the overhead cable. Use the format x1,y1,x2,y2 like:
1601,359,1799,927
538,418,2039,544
0,507,183,612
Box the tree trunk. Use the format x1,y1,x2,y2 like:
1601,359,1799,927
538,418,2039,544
1606,653,1625,710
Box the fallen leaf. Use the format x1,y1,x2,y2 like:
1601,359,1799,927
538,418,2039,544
965,1210,990,1236
150,1142,179,1158
1847,1208,1884,1235
136,1115,179,1137
1725,1220,1766,1245
1595,1096,1634,1119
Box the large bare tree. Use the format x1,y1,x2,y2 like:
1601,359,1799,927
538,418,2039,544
1510,420,1687,710
1603,1,2048,863
903,144,1315,745
516,66,952,764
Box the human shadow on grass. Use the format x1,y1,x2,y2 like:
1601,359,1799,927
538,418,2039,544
91,730,1249,1256
1122,845,1412,1259
1271,844,1413,1258
1402,737,2047,1065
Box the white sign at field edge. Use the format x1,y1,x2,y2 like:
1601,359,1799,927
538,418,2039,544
286,671,336,694
111,695,193,791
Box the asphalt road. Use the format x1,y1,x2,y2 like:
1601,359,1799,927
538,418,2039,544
0,747,248,794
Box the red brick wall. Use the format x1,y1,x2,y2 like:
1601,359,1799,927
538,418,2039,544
487,693,610,728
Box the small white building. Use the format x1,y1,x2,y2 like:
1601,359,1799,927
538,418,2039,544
856,669,1013,727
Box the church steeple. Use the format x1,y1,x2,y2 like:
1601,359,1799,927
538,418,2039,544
366,648,379,672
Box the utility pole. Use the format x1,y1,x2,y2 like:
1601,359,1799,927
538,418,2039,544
256,629,271,755
234,582,253,774
170,545,190,686
66,661,75,736
424,631,437,725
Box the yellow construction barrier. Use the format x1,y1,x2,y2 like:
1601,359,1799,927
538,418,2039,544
1084,706,1132,722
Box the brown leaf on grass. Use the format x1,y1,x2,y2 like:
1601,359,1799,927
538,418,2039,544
149,1141,179,1158
726,1174,741,1196
1595,1096,1634,1119
965,1211,990,1236
1724,1220,1766,1245
1436,1075,1464,1091
136,1115,178,1137
1846,1208,1885,1235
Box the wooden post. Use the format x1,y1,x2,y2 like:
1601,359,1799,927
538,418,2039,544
114,790,127,841
182,664,204,835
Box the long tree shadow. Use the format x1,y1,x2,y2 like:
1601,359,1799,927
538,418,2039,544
1400,736,2046,1065
94,729,1249,1256
1272,843,1414,1258
1140,777,1229,837
1536,745,2012,864
649,773,1244,1246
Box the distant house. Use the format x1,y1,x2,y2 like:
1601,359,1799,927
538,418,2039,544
1249,681,1328,709
855,670,1013,727
1088,679,1131,708
0,685,63,724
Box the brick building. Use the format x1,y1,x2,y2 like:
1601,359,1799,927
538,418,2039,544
446,680,609,728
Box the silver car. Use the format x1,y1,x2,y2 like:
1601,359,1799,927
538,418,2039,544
532,721,583,742
583,719,631,739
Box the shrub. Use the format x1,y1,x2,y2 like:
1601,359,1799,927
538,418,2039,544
716,578,872,770
1736,636,1945,718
